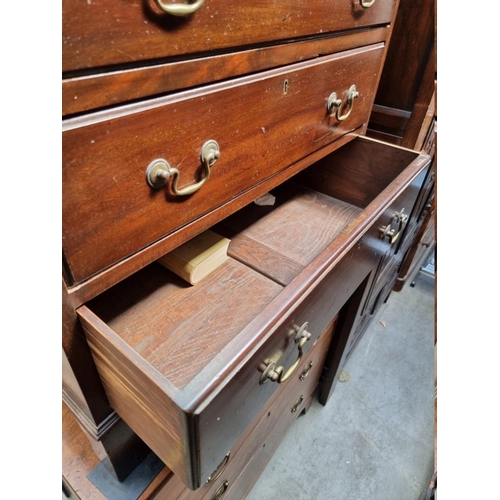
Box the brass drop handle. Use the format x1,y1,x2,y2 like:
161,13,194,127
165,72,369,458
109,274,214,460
259,323,312,385
394,209,409,224
205,452,230,485
360,0,376,8
154,0,205,16
146,140,220,196
379,224,400,245
327,85,360,121
210,481,229,500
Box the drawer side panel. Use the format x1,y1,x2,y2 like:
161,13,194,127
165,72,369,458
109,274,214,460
78,306,196,488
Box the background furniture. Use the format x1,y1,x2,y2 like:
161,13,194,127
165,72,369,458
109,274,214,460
367,0,436,152
366,0,436,292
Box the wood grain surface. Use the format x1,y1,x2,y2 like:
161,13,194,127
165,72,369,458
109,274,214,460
220,182,363,284
80,301,197,487
63,28,389,116
79,259,281,487
153,315,336,500
216,231,305,287
62,0,397,72
86,258,282,388
296,136,420,208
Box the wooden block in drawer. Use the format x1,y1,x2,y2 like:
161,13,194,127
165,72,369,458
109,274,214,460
63,0,397,72
63,45,385,284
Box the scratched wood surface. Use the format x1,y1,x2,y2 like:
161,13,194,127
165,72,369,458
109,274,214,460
219,182,363,285
85,258,283,389
62,0,397,72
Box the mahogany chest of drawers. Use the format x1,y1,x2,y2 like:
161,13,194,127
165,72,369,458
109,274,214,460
62,1,432,497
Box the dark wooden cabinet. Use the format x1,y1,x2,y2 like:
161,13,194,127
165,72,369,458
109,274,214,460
367,0,436,151
62,1,434,497
366,0,436,292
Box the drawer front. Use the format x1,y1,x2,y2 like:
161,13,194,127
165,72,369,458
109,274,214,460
158,318,334,500
201,329,330,500
80,278,336,490
195,237,379,487
360,165,429,316
63,45,385,284
63,0,396,72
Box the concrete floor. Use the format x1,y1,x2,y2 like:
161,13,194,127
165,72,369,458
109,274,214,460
246,272,435,500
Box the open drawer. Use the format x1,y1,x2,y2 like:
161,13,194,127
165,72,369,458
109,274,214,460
78,136,430,490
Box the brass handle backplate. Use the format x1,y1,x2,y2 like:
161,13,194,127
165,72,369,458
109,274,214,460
259,323,312,385
154,0,204,16
326,92,342,115
380,208,408,245
327,85,360,121
146,140,220,196
299,361,313,380
360,0,376,7
291,394,304,413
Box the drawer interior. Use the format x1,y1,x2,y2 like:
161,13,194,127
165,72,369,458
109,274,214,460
85,258,283,390
216,182,363,285
217,137,421,285
296,136,420,209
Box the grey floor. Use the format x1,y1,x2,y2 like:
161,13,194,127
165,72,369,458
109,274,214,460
246,271,435,500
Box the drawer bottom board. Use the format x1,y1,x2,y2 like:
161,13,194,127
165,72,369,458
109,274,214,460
218,182,363,286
